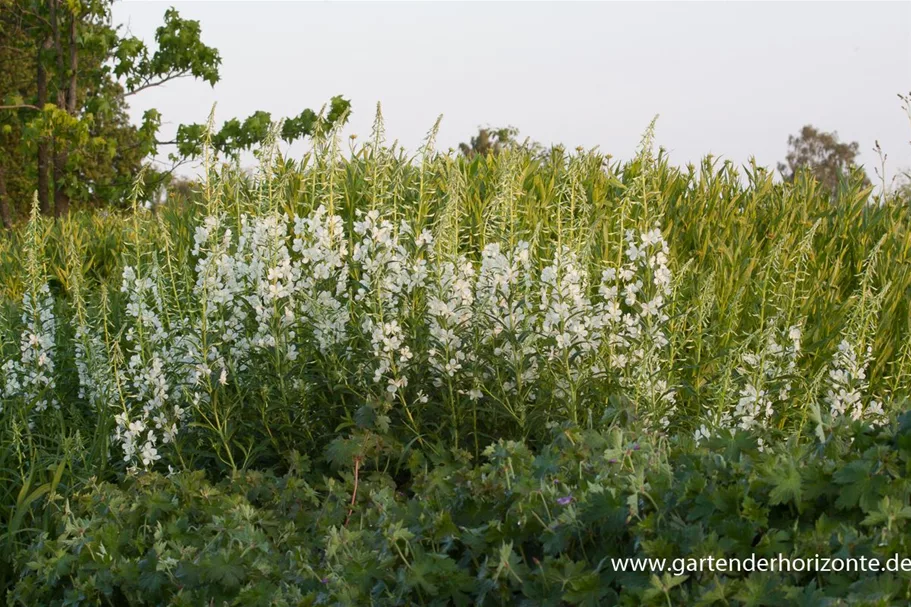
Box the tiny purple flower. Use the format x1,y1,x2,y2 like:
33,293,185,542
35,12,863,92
556,496,573,506
632,443,641,451
608,458,618,464
321,578,329,584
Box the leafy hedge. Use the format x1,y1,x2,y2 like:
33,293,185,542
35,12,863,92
11,416,911,606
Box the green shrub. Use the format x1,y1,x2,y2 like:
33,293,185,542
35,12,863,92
2,126,909,479
2,115,911,604
10,417,911,606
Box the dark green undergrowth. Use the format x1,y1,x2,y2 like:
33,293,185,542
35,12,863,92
9,415,911,606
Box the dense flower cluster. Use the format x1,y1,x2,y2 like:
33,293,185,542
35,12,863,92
73,318,113,410
426,256,475,384
825,339,887,426
2,202,898,471
352,211,430,401
291,205,350,354
603,228,676,428
737,325,801,428
191,213,245,378
0,209,683,464
113,264,185,468
474,241,539,421
2,284,58,415
696,324,802,446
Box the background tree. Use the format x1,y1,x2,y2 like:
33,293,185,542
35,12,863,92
0,0,348,223
0,3,36,226
458,126,521,158
458,125,549,161
778,125,870,194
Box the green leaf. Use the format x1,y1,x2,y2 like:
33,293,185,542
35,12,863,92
765,457,802,507
833,459,886,512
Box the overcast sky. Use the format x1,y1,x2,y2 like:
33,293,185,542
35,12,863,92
112,1,911,180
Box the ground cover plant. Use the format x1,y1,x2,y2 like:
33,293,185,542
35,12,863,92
0,111,910,604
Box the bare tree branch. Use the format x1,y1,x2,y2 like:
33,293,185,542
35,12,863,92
124,72,190,97
0,103,41,111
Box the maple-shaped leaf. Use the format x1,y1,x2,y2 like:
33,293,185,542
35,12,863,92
764,457,802,507
833,459,887,512
201,554,246,589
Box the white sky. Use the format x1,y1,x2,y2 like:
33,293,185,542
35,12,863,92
112,1,911,180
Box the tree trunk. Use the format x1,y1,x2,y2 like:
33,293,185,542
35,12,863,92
36,38,51,216
0,159,12,229
67,15,78,114
49,0,70,217
54,8,79,217
53,141,69,216
49,0,65,107
57,10,79,219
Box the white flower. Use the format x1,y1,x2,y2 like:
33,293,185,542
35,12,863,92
640,228,664,247
824,339,886,427
4,284,59,413
624,243,643,263
140,441,161,467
